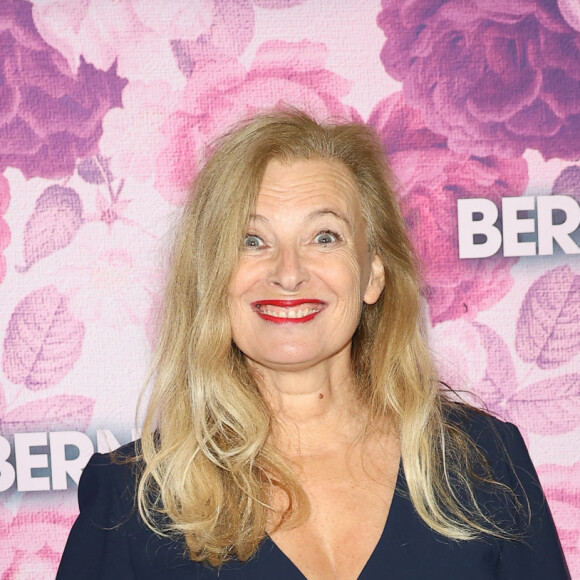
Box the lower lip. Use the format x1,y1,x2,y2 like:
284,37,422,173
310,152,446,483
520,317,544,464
255,310,322,324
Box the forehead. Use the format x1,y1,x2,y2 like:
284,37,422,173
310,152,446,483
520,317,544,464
256,158,362,216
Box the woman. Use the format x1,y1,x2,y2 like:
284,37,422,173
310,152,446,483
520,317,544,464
57,110,570,579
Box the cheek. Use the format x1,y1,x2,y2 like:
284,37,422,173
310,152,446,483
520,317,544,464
319,257,367,313
228,276,250,336
340,253,368,300
228,297,254,353
229,260,261,299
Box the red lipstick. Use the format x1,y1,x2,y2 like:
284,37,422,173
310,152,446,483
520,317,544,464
251,299,326,324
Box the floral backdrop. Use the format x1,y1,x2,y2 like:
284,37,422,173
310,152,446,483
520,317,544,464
0,0,579,577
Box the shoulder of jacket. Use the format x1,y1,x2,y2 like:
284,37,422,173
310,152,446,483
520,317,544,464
81,439,144,499
445,401,517,435
443,401,525,464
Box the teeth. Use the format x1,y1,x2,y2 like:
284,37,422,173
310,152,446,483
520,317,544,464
259,306,321,319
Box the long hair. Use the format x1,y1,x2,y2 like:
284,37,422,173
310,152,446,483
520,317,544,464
137,109,521,566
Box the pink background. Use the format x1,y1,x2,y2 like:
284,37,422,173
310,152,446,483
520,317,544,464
0,0,579,577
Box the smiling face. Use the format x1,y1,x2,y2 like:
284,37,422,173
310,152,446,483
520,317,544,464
228,158,385,376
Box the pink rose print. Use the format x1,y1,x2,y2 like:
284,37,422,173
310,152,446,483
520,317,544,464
537,463,580,578
99,80,182,194
32,0,214,83
430,319,489,388
429,319,519,420
155,40,357,204
0,174,10,283
0,0,127,180
171,0,307,67
32,0,305,84
538,461,580,508
378,0,580,160
0,503,77,578
369,93,528,324
56,222,159,328
253,0,305,7
77,154,145,237
558,0,580,32
549,499,580,579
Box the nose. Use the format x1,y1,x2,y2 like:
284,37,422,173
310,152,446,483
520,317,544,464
267,246,309,291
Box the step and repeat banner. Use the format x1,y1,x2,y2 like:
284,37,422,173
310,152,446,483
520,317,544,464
0,0,579,577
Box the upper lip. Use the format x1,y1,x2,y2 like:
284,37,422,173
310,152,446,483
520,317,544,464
251,299,326,308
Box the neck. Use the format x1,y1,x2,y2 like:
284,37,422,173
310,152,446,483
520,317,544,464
250,357,369,457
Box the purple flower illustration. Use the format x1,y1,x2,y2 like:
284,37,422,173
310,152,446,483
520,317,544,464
378,0,580,160
0,0,127,180
0,174,10,284
369,93,528,323
3,286,85,390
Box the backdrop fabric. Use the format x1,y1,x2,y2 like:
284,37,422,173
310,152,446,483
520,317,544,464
0,0,579,577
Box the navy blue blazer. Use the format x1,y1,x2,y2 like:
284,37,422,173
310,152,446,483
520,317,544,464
57,412,570,579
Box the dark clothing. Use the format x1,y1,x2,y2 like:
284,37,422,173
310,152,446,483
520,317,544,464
57,412,570,579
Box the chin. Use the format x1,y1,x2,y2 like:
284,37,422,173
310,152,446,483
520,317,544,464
246,348,321,371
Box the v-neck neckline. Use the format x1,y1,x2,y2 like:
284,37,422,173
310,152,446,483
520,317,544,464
261,462,405,579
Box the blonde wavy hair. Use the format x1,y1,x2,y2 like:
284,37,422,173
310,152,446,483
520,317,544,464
137,109,522,566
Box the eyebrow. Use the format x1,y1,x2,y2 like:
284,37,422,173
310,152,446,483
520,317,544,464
306,208,352,226
250,208,353,228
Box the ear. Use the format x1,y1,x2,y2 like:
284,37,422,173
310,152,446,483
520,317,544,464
363,253,385,305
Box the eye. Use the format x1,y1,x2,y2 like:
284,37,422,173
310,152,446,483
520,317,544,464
243,234,265,248
314,230,340,245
